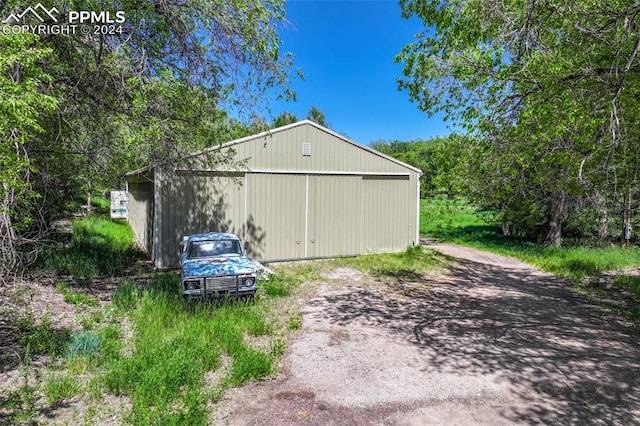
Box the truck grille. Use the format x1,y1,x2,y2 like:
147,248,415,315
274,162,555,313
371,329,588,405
205,276,237,292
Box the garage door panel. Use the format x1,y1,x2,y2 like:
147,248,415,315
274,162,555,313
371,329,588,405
308,175,360,258
361,176,410,253
159,173,245,267
246,174,305,261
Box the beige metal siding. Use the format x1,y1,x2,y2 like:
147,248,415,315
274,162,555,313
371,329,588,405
158,171,245,267
246,174,305,261
361,176,412,254
127,181,154,254
223,124,412,174
410,173,419,244
307,175,360,257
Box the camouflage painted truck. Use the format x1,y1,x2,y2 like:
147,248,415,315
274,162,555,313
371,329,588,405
180,232,258,299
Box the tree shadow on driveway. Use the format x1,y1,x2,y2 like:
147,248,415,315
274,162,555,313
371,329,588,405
310,247,640,425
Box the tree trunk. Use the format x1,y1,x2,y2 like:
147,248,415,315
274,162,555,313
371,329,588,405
622,191,631,247
501,215,512,236
0,183,17,283
598,209,609,242
543,191,566,247
86,173,92,216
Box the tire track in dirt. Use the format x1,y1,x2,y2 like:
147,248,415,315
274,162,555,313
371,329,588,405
212,243,640,425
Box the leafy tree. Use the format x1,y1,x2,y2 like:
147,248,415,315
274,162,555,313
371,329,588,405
371,135,469,199
0,33,57,279
397,0,640,246
0,0,298,277
272,111,299,128
307,106,328,127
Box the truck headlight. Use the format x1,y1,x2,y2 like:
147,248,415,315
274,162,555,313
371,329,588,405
242,277,255,287
185,280,200,290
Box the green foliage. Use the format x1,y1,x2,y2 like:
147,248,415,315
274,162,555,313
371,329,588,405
269,337,287,357
65,331,101,360
0,348,38,423
287,314,303,330
98,324,124,363
113,280,140,311
91,196,111,213
397,0,640,244
307,106,328,127
613,276,640,298
272,111,299,128
420,198,494,237
0,0,298,278
0,32,59,275
227,348,274,386
0,33,57,229
372,135,470,198
147,272,181,297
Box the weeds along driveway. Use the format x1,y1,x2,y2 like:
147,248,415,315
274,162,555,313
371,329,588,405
214,244,640,425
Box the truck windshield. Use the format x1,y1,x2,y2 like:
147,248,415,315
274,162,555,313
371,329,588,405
188,240,242,258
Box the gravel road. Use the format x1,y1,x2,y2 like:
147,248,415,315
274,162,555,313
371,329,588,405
212,243,640,425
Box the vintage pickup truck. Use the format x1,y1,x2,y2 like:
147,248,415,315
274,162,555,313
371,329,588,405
180,232,258,299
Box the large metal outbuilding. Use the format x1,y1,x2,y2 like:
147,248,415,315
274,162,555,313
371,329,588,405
126,120,422,268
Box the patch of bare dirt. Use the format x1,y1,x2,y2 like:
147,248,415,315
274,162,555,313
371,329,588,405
0,270,142,426
322,267,365,282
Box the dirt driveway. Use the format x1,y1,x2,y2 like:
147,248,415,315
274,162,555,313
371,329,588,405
213,243,640,425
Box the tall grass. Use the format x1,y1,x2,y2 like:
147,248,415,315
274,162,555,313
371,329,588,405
103,274,276,425
42,216,142,282
421,198,640,278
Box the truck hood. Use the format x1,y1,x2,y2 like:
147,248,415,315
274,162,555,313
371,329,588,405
181,256,255,278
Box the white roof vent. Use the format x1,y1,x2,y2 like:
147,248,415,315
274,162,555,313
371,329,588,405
302,142,311,156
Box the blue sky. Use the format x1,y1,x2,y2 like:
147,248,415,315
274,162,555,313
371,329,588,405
270,0,451,145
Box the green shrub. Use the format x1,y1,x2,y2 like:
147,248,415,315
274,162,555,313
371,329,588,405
65,331,101,359
287,314,303,330
269,338,286,357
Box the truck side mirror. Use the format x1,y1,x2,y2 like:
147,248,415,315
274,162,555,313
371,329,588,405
244,241,250,253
